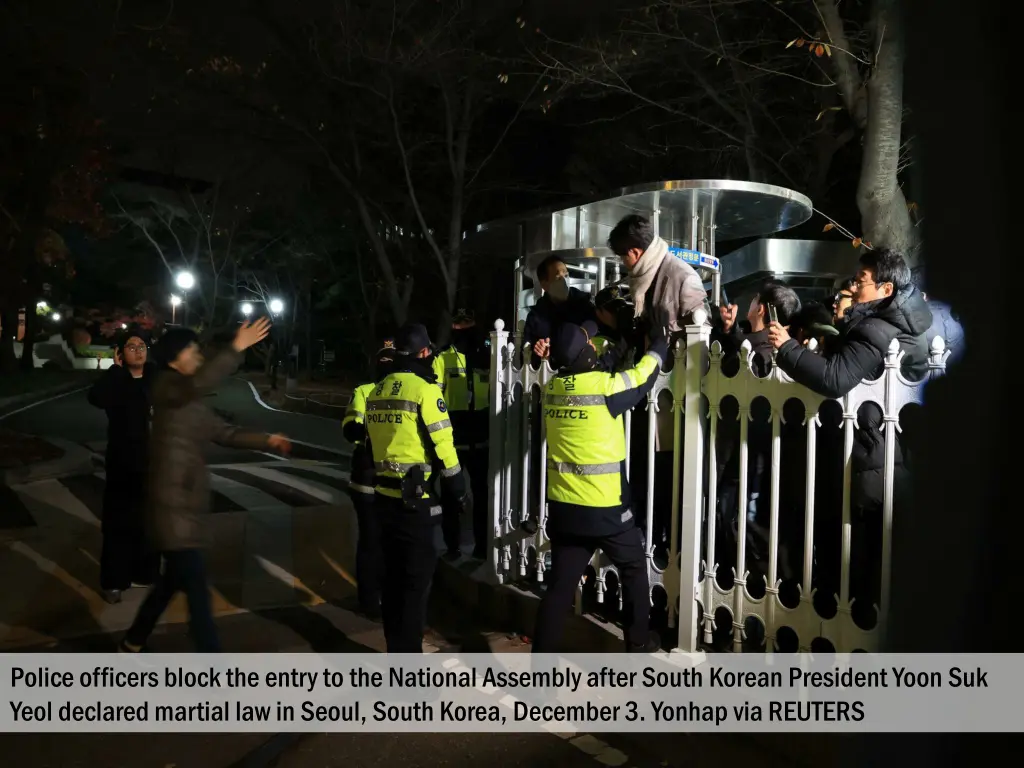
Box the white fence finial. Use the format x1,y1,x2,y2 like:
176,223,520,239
930,335,945,354
494,318,505,332
692,308,708,327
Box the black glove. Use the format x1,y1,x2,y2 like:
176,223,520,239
648,335,670,365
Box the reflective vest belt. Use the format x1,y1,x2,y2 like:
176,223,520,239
366,400,419,414
547,459,620,476
376,460,432,473
543,394,607,406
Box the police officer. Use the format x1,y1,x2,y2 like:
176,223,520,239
433,309,471,558
365,323,468,653
342,337,396,619
532,321,668,653
433,309,489,559
593,285,641,370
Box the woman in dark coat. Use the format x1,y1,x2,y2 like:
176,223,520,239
88,328,161,603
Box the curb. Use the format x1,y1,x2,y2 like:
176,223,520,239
431,560,827,767
1,438,96,486
432,558,629,653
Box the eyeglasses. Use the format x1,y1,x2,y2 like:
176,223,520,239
123,344,147,353
833,292,853,304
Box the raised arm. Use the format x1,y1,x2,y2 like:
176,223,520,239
604,336,669,418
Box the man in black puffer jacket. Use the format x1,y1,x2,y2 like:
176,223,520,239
767,249,932,395
767,248,931,622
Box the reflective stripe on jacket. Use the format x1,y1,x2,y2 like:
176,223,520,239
343,383,375,445
365,371,462,502
544,346,664,535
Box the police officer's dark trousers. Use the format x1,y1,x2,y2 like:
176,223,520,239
351,488,383,615
440,461,463,554
378,494,439,652
532,526,649,652
465,448,489,555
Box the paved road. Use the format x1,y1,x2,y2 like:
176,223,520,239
0,604,821,768
0,376,349,465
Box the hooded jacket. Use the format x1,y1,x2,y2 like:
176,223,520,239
775,286,933,399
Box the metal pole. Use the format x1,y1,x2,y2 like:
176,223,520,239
710,195,721,306
651,192,661,235
597,256,606,292
690,193,699,251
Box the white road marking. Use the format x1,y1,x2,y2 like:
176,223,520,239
223,465,343,505
0,386,91,420
14,478,100,528
243,380,290,413
208,472,292,512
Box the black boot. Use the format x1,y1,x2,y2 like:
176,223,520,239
627,631,662,653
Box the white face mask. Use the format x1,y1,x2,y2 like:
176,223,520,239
547,276,569,301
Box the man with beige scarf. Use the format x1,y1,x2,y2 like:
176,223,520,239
607,214,710,558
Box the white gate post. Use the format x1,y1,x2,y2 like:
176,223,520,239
674,310,710,657
487,320,510,585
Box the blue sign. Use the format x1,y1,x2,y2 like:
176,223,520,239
668,247,720,272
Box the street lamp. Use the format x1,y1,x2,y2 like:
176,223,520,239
240,302,254,317
51,312,61,322
170,294,182,324
175,271,195,291
269,298,284,315
121,323,128,330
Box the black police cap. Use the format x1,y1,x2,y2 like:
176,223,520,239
395,323,432,355
595,285,630,310
550,323,591,369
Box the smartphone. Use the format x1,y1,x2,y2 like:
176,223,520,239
768,304,779,324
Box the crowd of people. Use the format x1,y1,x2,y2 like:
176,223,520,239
85,211,962,654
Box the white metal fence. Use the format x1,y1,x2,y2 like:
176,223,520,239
485,310,949,653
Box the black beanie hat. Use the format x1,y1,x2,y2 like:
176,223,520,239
155,328,199,368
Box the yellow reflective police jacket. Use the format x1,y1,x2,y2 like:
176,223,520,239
365,369,462,511
342,383,378,495
543,343,665,535
432,346,464,399
343,383,375,445
433,344,489,450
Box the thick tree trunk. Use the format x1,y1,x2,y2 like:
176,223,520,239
856,0,919,257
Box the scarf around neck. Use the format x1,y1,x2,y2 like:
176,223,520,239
627,236,669,318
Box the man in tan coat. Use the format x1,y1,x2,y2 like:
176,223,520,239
607,214,709,557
